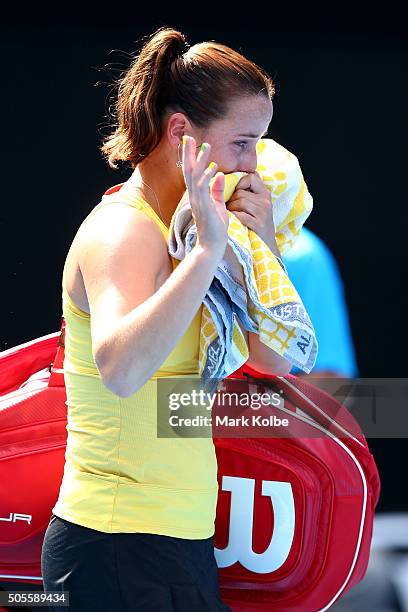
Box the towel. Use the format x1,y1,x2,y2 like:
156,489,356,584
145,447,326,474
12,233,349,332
168,138,318,391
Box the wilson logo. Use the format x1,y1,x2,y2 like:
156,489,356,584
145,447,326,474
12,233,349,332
214,476,295,574
0,513,32,525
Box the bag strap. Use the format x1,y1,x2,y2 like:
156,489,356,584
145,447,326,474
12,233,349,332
238,363,366,449
48,315,66,387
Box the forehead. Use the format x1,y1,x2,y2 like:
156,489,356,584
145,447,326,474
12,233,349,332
215,95,273,134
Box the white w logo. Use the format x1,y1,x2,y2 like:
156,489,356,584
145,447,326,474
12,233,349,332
214,476,295,574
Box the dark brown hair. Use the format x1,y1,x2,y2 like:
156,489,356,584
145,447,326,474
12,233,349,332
101,27,275,169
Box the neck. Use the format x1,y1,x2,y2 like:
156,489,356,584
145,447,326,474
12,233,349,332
128,145,186,227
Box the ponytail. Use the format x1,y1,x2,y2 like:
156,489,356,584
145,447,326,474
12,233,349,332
101,28,188,168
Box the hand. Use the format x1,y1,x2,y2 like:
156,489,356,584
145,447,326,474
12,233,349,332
226,172,276,247
182,136,229,257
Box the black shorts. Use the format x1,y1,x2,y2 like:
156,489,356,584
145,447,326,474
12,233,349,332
41,514,232,612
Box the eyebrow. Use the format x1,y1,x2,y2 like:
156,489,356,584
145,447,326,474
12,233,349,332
235,129,269,138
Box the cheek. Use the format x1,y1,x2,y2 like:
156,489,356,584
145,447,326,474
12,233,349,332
210,146,240,174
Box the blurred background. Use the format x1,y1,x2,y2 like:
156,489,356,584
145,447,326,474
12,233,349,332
1,14,407,610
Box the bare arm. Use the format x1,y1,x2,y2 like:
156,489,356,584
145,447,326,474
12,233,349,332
81,136,229,398
236,319,292,375
79,206,223,397
247,332,292,375
247,237,292,374
228,245,292,375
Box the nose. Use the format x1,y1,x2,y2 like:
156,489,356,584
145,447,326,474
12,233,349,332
237,148,258,174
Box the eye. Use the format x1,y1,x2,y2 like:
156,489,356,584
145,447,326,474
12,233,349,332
234,141,248,150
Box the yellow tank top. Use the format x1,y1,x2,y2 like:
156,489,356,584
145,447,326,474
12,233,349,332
52,183,219,538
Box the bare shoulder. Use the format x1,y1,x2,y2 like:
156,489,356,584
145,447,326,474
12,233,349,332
62,203,170,316
73,203,173,366
76,203,170,278
63,202,172,320
77,203,166,254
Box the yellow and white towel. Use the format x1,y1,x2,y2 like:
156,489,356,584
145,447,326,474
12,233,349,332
168,138,318,390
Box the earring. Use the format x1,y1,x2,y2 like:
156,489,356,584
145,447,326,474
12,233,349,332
176,142,182,167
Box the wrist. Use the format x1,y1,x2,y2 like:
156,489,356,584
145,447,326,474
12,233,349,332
258,234,287,274
261,233,280,257
194,240,226,263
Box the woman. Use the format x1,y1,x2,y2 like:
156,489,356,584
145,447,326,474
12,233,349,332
41,27,292,611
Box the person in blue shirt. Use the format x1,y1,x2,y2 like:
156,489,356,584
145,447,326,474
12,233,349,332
283,227,358,378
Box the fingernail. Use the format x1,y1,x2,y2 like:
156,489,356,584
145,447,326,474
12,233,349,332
182,135,187,145
209,161,217,170
200,143,207,152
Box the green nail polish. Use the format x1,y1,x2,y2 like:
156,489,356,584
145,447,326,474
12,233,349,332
200,143,207,152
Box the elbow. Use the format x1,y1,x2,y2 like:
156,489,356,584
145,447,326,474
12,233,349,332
270,355,293,376
94,348,142,398
246,332,292,377
246,355,292,377
102,375,132,398
275,361,292,376
100,370,143,398
101,365,145,398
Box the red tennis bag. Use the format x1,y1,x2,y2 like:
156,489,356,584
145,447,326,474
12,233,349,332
213,364,381,611
0,320,380,611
